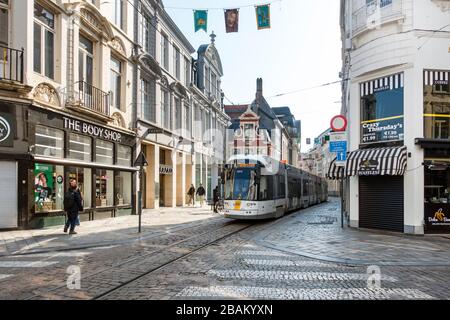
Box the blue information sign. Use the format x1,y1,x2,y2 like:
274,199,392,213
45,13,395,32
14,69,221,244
337,151,347,162
330,141,347,153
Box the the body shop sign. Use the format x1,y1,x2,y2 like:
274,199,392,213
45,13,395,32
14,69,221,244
0,112,14,147
64,117,122,143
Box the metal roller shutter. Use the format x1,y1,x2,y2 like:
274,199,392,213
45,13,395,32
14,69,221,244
359,176,404,232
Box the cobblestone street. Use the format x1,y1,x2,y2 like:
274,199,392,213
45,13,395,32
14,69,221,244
0,199,449,300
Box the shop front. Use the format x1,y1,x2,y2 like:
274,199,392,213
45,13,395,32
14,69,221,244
28,109,136,228
416,69,450,234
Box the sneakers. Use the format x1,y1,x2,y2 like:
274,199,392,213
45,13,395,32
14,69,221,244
63,226,68,233
69,231,77,235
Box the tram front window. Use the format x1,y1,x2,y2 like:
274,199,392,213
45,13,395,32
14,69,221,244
226,168,257,201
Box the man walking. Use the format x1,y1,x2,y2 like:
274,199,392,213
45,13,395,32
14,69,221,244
196,183,206,207
213,186,220,213
187,184,196,206
64,178,83,235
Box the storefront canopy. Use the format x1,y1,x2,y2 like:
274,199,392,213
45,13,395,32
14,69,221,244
327,146,408,180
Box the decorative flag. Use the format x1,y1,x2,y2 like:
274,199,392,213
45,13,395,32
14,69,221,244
224,9,239,33
255,4,271,30
194,10,208,33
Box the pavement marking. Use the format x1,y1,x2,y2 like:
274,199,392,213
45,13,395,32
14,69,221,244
177,286,434,300
0,274,13,281
0,261,58,268
11,252,92,258
242,259,335,267
208,270,398,282
235,250,291,257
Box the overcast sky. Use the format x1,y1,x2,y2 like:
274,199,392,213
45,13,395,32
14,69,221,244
163,0,342,152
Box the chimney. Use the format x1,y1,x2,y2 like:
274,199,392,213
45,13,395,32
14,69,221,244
256,78,263,96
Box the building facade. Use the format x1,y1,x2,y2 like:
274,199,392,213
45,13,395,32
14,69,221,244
339,0,450,234
0,0,137,229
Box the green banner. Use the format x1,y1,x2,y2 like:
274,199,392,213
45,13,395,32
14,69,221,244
194,10,208,33
34,163,54,208
255,5,271,30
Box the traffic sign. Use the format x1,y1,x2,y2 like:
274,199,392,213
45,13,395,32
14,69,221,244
330,115,348,132
337,151,347,162
330,141,347,153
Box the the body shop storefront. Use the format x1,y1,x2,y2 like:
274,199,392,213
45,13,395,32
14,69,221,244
28,110,136,228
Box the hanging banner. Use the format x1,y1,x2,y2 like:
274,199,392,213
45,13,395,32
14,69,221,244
255,4,271,30
194,10,208,33
224,9,239,33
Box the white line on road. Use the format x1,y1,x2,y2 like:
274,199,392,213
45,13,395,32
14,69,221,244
0,274,13,281
8,252,91,258
177,286,434,300
242,259,334,267
0,261,58,268
235,250,291,257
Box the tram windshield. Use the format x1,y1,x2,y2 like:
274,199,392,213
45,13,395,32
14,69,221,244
225,168,258,201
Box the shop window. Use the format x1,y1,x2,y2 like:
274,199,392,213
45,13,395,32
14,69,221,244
35,125,64,158
424,71,450,140
68,133,92,162
34,163,64,212
115,171,131,206
95,169,114,207
117,145,132,167
96,140,114,165
67,167,92,208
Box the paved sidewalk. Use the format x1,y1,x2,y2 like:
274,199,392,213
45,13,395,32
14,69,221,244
0,205,220,256
256,198,450,266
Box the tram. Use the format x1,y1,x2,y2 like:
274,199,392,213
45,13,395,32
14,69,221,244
222,156,328,220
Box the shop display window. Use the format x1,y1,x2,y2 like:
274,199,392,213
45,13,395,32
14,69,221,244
67,167,92,208
95,169,114,207
425,165,450,204
35,126,64,158
34,163,64,212
117,145,132,167
68,133,92,162
115,171,131,206
424,71,450,140
96,140,114,165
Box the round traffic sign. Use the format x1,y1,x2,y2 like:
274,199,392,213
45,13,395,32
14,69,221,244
330,115,347,132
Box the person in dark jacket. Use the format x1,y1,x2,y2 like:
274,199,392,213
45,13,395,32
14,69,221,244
187,184,196,206
196,183,206,207
213,186,220,213
64,179,83,235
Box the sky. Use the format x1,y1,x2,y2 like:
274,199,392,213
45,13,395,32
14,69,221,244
163,0,342,152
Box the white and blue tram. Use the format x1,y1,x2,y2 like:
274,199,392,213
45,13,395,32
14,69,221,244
222,156,328,220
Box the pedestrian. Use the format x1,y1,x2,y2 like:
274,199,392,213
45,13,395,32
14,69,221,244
187,184,196,206
213,186,220,213
63,178,83,235
196,183,206,207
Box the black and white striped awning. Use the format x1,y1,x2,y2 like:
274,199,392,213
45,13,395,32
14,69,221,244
327,157,345,180
360,73,404,97
424,70,449,86
345,146,407,177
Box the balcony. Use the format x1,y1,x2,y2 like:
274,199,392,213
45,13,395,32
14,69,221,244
352,0,404,36
0,46,31,94
66,81,112,122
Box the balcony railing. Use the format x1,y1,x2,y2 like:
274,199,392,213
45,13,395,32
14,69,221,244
74,81,110,116
352,0,403,36
0,45,24,83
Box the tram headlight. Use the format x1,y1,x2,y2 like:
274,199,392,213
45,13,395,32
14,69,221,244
247,202,257,208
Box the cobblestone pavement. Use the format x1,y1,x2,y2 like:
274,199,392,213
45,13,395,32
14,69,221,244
1,199,450,300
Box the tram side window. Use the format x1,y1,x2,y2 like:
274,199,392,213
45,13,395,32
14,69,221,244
259,176,273,201
278,174,286,199
302,179,308,196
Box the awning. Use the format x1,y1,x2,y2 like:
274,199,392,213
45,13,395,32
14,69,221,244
345,146,407,177
327,157,345,180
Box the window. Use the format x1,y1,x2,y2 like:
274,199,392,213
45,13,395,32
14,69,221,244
211,73,217,98
34,163,64,212
161,89,170,129
35,126,64,158
111,0,124,29
185,103,191,135
110,56,122,109
34,3,55,79
424,71,450,140
173,46,180,79
115,171,131,206
0,0,8,47
68,133,92,162
117,145,132,167
95,169,114,207
140,77,156,122
175,97,182,130
185,57,190,86
161,34,169,70
205,66,210,95
96,140,114,165
244,124,254,139
79,34,94,85
141,12,155,56
67,167,92,208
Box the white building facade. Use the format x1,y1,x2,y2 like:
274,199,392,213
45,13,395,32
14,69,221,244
340,0,450,234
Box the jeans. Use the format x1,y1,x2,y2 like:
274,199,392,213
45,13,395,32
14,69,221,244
65,213,78,232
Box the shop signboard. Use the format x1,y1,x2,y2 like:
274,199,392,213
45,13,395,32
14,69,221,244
358,159,380,176
34,163,55,211
160,165,173,175
425,203,450,233
361,118,404,144
0,112,14,147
